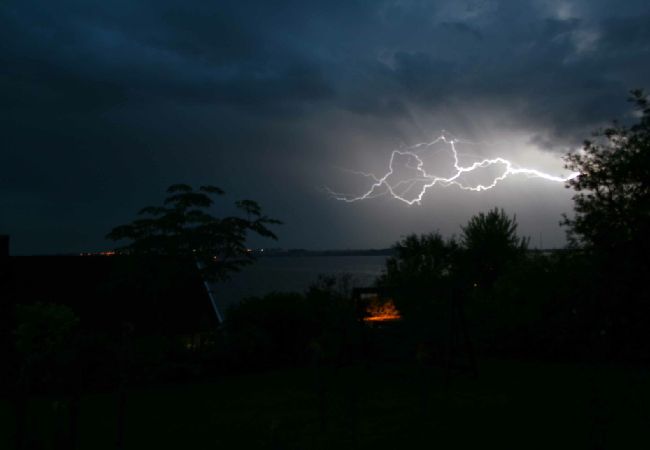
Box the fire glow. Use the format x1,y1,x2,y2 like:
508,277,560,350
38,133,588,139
364,298,402,322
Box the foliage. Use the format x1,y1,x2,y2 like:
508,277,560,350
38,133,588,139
562,90,650,358
14,302,79,362
14,302,80,389
377,231,459,319
107,184,281,281
459,207,528,290
379,232,458,289
225,277,359,367
377,209,529,318
376,232,458,323
563,89,650,263
376,210,533,356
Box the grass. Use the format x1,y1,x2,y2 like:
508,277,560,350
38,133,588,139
2,358,649,449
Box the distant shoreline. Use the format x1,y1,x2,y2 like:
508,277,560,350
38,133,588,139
253,247,569,257
6,250,395,257
255,249,395,257
15,247,569,257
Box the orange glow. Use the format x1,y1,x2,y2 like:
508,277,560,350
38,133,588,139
79,251,116,256
363,298,401,322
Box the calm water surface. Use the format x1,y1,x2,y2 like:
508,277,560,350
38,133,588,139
210,255,388,311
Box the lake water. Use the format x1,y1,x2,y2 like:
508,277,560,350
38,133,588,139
209,255,389,312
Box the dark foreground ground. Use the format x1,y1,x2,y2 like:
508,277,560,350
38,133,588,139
2,358,649,449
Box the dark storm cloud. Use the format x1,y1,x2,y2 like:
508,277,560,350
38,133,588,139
2,0,650,253
343,3,648,146
0,0,334,114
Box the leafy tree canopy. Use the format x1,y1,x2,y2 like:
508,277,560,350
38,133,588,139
563,89,650,262
380,209,528,293
460,208,528,254
379,232,458,289
459,208,528,290
107,184,281,281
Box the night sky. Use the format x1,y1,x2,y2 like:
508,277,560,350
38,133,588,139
2,0,650,254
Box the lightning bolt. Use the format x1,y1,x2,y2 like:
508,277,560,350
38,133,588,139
327,134,580,205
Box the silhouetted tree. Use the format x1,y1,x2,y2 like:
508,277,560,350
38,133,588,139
563,89,650,264
106,184,281,449
380,232,458,288
378,232,459,318
460,208,528,291
107,184,281,281
562,90,650,358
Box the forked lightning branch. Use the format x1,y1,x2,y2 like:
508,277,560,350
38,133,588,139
327,134,580,205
